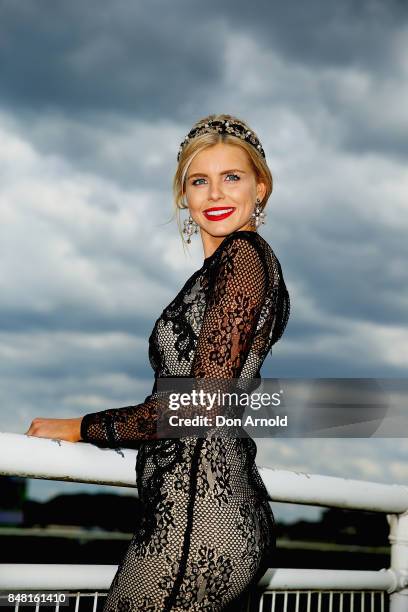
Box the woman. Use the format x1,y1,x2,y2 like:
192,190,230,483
25,114,290,611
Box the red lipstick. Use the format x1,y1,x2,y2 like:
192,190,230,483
203,206,236,221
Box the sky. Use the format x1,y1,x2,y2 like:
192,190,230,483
0,0,407,525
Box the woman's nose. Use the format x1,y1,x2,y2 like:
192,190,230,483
208,180,225,201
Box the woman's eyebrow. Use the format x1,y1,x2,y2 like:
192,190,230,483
188,168,247,178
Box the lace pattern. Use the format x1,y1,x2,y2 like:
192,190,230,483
80,230,290,611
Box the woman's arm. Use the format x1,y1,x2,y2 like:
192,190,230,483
79,235,271,447
78,235,273,448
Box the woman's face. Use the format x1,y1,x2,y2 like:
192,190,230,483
184,143,266,237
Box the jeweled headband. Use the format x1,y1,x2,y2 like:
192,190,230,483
177,119,266,162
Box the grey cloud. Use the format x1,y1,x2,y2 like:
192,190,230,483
0,0,223,119
2,0,404,122
263,352,408,378
211,0,407,71
288,207,408,326
2,0,406,185
2,0,407,511
2,364,155,433
8,113,180,191
0,305,154,336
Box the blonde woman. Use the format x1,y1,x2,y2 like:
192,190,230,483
26,114,290,611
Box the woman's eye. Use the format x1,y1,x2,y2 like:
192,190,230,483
191,174,240,186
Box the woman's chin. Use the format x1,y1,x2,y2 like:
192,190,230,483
201,220,242,236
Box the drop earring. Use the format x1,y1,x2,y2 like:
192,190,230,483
182,212,199,244
251,198,266,229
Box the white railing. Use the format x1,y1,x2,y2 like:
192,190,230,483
0,432,407,611
0,565,394,610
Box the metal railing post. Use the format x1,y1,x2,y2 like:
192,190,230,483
388,511,408,612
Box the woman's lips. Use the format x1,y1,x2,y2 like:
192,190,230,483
203,207,236,221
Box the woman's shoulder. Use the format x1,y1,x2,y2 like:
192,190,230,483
214,231,289,296
204,230,291,345
203,231,279,295
207,230,279,270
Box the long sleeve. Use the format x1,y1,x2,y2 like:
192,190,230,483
80,235,270,449
190,235,267,378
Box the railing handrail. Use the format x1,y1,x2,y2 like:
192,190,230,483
1,432,407,513
0,564,400,593
1,431,408,609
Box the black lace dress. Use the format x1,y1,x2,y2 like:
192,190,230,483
80,230,290,612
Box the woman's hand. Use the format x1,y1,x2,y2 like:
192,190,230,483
24,417,83,443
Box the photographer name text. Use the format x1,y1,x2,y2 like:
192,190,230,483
167,415,287,427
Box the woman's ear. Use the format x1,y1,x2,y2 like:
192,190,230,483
256,181,267,202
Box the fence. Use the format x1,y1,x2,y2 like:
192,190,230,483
0,432,407,611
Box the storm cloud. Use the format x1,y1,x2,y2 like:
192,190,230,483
1,0,407,522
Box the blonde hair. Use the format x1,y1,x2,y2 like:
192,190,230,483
167,113,273,251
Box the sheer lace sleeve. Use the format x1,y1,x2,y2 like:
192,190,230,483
190,235,267,378
79,234,271,448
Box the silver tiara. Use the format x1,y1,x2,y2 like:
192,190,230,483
177,119,266,161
